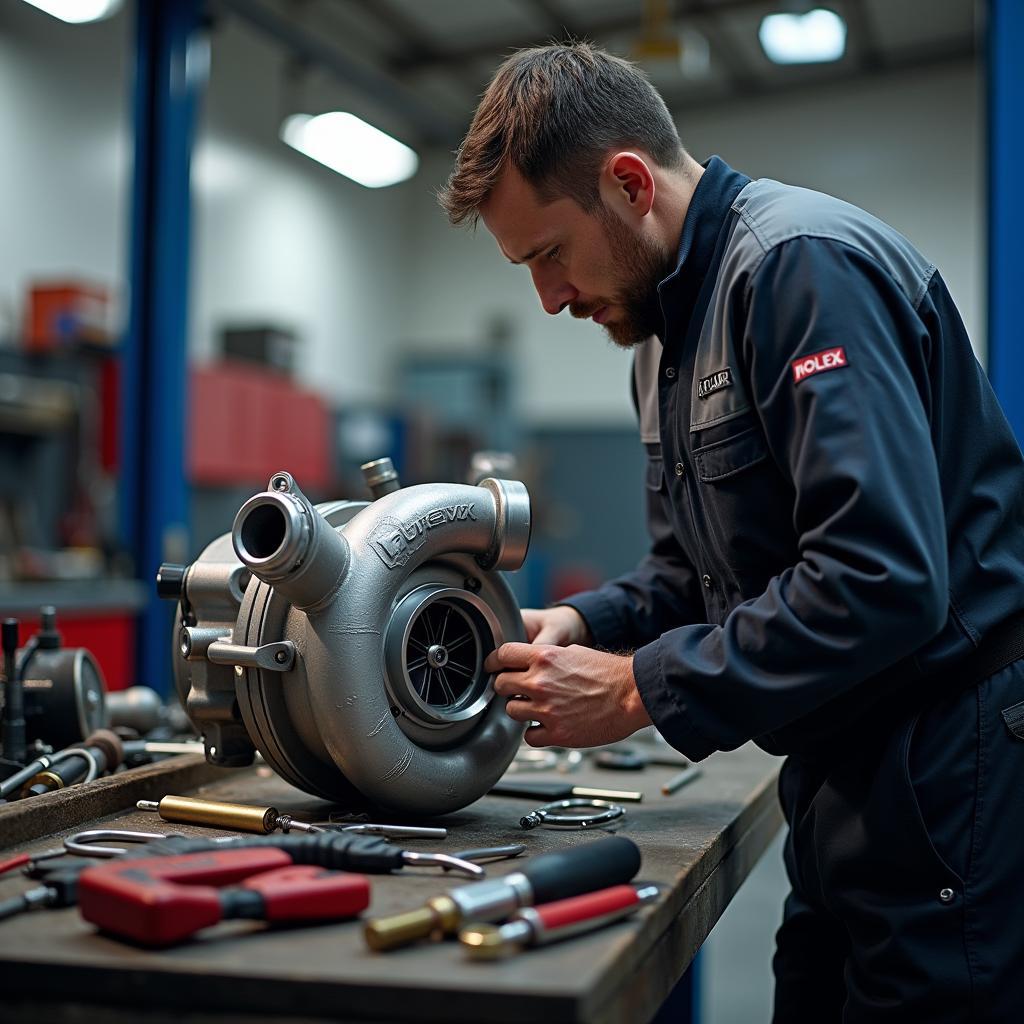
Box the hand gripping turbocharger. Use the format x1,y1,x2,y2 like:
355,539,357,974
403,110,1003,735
157,459,531,816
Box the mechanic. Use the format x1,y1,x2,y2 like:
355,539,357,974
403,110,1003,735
441,42,1024,1024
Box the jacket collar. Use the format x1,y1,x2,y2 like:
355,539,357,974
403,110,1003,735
656,155,751,339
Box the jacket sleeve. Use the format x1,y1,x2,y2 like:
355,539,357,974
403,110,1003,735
631,236,949,759
561,450,707,650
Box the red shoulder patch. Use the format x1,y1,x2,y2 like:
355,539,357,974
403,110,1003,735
791,346,848,384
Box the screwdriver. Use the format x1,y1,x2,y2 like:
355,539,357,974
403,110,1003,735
136,795,446,840
489,780,644,802
460,883,661,959
364,835,641,951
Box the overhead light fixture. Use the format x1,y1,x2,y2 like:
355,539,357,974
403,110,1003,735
759,8,847,65
280,112,418,189
20,0,122,23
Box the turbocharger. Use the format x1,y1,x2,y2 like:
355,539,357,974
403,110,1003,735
157,460,531,816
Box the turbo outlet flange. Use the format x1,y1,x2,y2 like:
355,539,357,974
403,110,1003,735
159,460,531,816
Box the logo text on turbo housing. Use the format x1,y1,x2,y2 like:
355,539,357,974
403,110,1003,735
369,504,478,569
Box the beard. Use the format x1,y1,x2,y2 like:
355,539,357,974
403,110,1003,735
570,210,675,349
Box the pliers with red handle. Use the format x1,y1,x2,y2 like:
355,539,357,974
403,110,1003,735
78,846,370,946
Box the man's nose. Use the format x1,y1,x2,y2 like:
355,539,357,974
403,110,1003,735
531,266,578,315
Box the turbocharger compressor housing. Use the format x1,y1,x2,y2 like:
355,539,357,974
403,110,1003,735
167,468,531,816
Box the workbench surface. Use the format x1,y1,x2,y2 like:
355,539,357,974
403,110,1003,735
0,745,782,1024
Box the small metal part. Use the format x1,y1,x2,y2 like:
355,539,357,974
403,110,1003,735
447,845,526,868
510,747,585,774
400,851,485,879
510,748,559,772
490,780,643,802
660,765,703,796
519,798,625,831
335,823,448,840
206,639,296,673
138,795,281,833
63,829,177,858
361,457,400,498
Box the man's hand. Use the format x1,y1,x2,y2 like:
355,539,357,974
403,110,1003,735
520,606,591,646
485,643,653,748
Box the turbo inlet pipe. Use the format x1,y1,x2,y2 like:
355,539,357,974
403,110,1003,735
232,471,351,611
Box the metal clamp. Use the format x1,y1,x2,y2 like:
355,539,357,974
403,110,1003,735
519,798,625,831
207,639,297,672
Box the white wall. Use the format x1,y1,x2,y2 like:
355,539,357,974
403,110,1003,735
0,5,130,340
404,59,984,427
190,18,419,405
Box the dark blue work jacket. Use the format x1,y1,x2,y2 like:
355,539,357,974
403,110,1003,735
565,157,1024,760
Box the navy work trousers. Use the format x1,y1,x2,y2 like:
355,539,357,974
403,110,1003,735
772,660,1024,1022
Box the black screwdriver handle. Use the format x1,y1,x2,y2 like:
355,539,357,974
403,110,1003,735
520,836,641,905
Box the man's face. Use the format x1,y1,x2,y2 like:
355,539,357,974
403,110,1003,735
479,167,673,348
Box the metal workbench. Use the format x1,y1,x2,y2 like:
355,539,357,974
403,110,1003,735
0,745,782,1024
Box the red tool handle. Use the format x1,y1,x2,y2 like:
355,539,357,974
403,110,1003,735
80,849,370,945
532,884,641,931
240,864,369,920
80,848,293,945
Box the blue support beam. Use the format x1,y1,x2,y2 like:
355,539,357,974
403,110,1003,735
121,0,204,693
988,0,1024,439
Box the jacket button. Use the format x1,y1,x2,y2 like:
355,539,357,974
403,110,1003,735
938,887,956,904
665,366,677,380
674,462,685,477
702,574,712,589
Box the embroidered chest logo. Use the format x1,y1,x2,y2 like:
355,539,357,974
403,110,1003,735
791,346,848,384
697,367,733,399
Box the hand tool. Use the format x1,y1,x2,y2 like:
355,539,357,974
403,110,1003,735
592,746,691,771
129,831,484,878
0,829,179,878
137,794,447,841
460,883,661,959
519,798,625,831
78,847,370,945
17,729,124,798
660,765,703,796
0,747,92,801
489,779,644,802
1,831,485,926
363,835,641,951
444,845,526,869
122,740,206,758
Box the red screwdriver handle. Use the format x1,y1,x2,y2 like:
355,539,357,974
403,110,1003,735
532,884,641,931
240,864,370,920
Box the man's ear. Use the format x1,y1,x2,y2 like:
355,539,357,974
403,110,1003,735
599,152,655,220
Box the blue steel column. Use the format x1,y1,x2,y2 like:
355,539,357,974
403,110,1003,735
121,0,203,693
988,0,1024,438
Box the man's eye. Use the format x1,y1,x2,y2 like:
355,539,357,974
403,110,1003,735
547,246,561,261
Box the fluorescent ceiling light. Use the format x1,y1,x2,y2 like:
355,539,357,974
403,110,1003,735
280,112,419,189
759,9,847,65
20,0,122,23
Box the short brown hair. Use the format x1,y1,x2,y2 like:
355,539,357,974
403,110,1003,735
439,41,685,226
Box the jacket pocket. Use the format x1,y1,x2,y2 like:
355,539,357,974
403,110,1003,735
689,423,792,583
693,427,768,482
